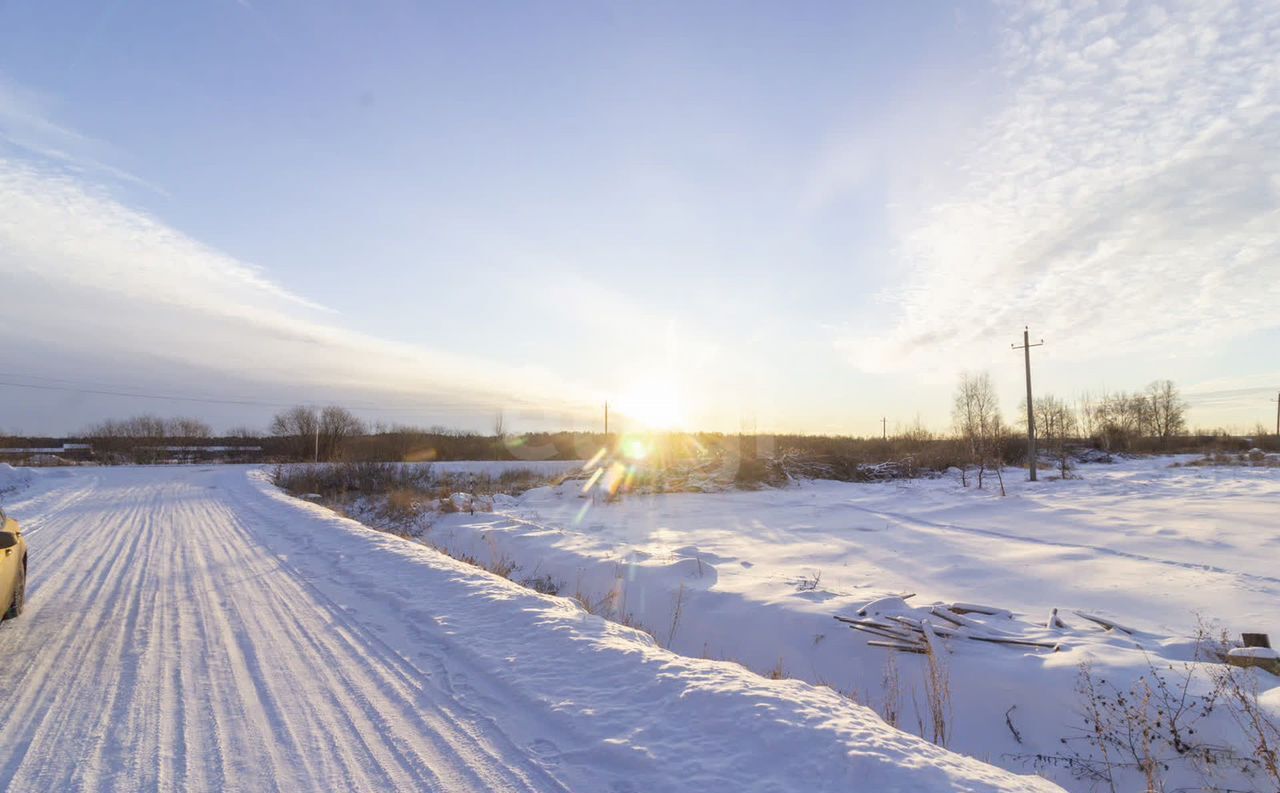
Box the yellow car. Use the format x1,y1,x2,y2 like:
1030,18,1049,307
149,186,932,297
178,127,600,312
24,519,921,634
0,508,26,621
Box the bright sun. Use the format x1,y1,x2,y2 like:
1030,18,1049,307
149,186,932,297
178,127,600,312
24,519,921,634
614,379,687,430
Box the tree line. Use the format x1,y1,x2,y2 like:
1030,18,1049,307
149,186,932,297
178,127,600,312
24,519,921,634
950,375,1190,489
28,378,1206,468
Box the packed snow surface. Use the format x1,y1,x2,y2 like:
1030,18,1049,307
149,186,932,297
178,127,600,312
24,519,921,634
0,465,1054,792
413,455,1280,791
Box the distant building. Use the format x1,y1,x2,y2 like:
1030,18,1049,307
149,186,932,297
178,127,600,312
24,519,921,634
0,443,95,464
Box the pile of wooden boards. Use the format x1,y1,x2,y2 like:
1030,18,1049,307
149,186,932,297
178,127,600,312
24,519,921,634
833,596,1138,654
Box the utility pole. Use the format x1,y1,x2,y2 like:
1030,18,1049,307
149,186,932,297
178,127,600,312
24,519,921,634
1012,327,1044,481
314,419,319,464
1272,392,1279,437
604,401,609,435
881,417,887,440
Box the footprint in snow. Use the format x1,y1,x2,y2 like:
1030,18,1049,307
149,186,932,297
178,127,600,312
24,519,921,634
528,738,560,765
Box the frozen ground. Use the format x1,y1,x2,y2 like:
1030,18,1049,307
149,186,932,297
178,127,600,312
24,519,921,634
0,464,1054,793
408,455,1280,791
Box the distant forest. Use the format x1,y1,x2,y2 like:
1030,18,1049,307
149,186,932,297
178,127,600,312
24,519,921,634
2,378,1276,467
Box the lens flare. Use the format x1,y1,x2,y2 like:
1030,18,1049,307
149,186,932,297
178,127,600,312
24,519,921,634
623,438,648,460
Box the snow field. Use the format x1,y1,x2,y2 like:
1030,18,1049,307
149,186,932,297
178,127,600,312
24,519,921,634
0,465,1057,792
404,456,1280,792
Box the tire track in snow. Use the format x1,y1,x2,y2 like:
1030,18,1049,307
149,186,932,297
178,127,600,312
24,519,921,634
0,481,158,790
0,468,576,793
221,478,575,793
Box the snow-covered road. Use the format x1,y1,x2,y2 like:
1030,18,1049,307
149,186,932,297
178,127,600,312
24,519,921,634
0,466,572,792
0,465,1056,793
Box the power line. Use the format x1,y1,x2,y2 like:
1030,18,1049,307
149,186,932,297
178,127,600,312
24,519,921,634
0,379,292,408
0,375,596,416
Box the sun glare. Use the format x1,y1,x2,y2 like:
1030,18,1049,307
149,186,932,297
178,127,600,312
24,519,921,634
614,379,687,430
623,438,648,460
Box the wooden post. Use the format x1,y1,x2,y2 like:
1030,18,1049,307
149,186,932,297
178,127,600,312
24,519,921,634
1012,328,1044,481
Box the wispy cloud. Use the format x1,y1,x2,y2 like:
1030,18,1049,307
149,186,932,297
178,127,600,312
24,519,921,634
0,75,161,192
841,1,1280,375
0,156,598,428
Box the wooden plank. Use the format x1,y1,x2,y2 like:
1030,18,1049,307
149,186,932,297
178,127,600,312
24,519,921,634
930,606,1016,636
920,619,946,656
887,615,961,638
845,623,916,642
928,607,967,627
949,601,1009,617
866,640,927,654
968,635,1060,650
1073,610,1134,635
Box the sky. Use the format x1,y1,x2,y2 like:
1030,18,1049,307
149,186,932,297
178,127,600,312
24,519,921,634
1,0,1278,437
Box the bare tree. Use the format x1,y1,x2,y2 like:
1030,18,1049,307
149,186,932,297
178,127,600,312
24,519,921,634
1146,379,1187,447
269,405,365,462
1031,394,1077,478
1076,392,1096,441
83,414,209,462
1078,382,1186,451
952,372,1003,489
166,417,212,440
318,405,364,461
270,406,321,460
953,377,979,487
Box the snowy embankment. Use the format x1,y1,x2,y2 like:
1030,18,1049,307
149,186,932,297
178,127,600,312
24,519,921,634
0,464,1056,792
0,462,32,494
390,456,1280,792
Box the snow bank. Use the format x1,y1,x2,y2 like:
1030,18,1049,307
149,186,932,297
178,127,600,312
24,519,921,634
249,469,1058,792
1229,646,1280,660
0,463,32,496
395,456,1280,792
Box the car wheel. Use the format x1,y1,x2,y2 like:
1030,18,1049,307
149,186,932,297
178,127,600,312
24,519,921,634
3,564,24,620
